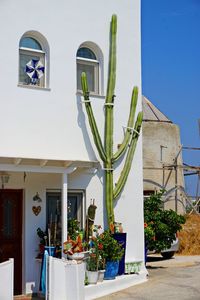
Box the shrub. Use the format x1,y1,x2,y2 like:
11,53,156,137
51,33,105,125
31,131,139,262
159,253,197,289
144,191,186,252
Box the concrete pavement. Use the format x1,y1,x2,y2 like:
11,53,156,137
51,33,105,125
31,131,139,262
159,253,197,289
96,255,200,300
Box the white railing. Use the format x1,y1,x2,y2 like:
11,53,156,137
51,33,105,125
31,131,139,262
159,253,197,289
0,258,14,300
47,256,85,300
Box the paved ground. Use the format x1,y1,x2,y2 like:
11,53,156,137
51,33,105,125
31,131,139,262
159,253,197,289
96,255,200,300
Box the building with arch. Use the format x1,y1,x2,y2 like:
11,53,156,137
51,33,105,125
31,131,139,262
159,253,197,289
0,0,145,297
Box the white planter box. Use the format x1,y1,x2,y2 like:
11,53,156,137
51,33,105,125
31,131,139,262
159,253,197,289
48,257,85,300
0,259,14,300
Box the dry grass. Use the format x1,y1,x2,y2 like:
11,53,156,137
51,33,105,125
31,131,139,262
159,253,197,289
178,213,200,255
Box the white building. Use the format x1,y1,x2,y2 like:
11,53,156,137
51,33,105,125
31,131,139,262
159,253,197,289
0,0,145,297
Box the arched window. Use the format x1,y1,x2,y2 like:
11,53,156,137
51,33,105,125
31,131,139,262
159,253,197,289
77,46,99,94
19,35,46,87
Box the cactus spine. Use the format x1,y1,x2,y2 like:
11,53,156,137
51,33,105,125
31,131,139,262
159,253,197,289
81,15,143,226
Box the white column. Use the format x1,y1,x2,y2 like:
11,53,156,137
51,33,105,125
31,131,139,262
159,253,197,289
62,172,68,257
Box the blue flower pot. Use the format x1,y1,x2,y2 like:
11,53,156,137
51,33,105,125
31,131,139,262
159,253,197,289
104,261,119,280
112,233,127,275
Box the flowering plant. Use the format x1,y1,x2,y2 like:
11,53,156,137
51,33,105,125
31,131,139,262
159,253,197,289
90,229,124,262
87,225,106,271
86,226,124,270
63,235,84,255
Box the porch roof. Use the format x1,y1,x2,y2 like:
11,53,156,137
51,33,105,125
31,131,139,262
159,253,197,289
0,156,99,174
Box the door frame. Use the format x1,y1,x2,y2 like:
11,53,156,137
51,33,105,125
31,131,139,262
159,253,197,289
0,189,24,295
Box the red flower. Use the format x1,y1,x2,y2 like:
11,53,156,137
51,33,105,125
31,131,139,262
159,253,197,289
98,243,103,250
144,223,148,228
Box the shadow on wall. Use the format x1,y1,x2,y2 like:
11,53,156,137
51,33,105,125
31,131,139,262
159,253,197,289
76,94,98,161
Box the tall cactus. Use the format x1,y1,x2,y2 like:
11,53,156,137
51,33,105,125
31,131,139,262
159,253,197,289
81,15,143,226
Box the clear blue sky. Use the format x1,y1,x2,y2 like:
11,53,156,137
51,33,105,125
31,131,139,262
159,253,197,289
141,0,200,195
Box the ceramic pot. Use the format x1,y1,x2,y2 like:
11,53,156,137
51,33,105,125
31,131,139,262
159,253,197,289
112,233,127,275
86,270,99,284
98,270,105,282
104,261,119,280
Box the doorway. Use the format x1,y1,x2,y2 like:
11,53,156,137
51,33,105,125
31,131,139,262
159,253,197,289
0,189,23,295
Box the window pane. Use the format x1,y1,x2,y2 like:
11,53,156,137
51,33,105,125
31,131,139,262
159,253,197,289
46,193,62,244
68,195,82,221
20,37,42,50
19,52,44,86
77,47,96,60
77,62,95,92
46,192,83,244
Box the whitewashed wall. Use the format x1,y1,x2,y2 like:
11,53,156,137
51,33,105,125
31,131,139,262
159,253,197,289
0,0,141,161
0,0,144,294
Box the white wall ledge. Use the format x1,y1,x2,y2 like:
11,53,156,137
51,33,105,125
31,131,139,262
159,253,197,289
17,84,51,91
85,268,148,300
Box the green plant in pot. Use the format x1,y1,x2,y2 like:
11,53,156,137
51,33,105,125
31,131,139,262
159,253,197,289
86,251,100,284
86,227,105,284
99,230,124,279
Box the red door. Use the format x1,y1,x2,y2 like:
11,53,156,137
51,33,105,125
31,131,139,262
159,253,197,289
0,189,23,295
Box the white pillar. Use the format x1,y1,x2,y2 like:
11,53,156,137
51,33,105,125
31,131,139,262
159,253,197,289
62,172,68,257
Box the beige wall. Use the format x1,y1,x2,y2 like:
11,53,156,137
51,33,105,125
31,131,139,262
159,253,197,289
143,121,186,213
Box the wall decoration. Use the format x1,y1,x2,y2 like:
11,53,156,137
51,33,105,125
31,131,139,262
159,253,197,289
32,206,41,216
33,192,42,202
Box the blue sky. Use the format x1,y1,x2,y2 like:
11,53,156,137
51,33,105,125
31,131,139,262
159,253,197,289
141,0,200,195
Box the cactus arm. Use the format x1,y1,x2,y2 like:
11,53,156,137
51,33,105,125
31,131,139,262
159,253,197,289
81,73,107,162
113,86,138,162
113,112,143,200
105,14,117,161
105,14,117,103
104,14,117,224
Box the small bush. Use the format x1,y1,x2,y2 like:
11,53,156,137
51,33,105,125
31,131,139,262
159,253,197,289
144,191,186,252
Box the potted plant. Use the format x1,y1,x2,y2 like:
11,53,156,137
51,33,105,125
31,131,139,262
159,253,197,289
109,222,127,275
63,219,88,260
99,230,124,280
63,235,86,260
87,226,106,283
86,252,99,284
